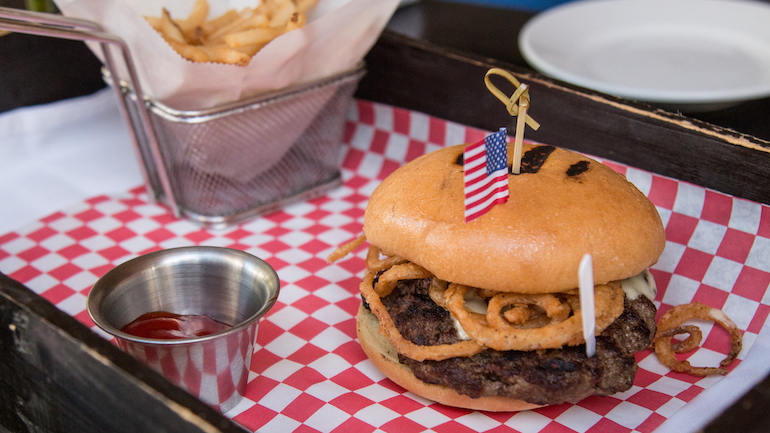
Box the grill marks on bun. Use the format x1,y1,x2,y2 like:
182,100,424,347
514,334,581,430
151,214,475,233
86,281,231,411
454,144,556,175
516,144,555,174
567,160,591,178
453,142,591,179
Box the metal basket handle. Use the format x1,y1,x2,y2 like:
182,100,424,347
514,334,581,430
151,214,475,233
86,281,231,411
0,6,180,217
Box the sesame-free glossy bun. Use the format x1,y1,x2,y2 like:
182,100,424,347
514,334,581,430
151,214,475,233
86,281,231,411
356,304,542,412
363,143,665,293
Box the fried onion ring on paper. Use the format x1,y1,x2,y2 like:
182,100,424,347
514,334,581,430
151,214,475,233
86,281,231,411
445,282,624,351
663,325,702,353
652,302,742,376
374,262,433,298
359,270,486,361
487,293,571,330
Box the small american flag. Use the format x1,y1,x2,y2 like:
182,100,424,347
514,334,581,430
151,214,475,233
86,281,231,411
464,128,509,222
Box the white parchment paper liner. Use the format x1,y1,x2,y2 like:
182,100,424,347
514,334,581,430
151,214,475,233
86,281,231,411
53,0,399,110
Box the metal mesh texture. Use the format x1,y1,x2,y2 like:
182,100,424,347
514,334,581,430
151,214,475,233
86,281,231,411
121,67,365,227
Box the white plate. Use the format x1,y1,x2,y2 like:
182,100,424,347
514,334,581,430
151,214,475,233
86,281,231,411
519,0,770,111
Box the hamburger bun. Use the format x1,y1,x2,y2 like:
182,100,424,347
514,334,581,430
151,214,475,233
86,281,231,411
363,142,665,294
356,304,542,412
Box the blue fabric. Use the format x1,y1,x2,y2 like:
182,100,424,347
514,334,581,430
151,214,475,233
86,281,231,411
441,0,578,12
484,128,508,175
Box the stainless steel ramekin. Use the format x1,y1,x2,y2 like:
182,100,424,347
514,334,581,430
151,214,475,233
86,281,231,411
87,246,280,412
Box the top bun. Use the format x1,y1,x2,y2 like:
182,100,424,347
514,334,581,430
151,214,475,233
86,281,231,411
363,142,665,294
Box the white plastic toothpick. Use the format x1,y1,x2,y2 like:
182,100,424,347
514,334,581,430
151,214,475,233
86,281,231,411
579,254,596,358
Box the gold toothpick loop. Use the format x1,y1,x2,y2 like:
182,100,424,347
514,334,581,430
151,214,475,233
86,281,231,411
485,68,540,175
484,68,540,131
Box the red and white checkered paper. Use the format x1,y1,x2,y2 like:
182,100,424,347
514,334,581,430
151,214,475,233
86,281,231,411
2,100,770,433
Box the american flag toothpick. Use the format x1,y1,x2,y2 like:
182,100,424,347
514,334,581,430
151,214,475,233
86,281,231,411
464,128,509,222
463,68,541,222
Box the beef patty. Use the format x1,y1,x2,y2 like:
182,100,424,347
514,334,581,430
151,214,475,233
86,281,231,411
366,277,657,406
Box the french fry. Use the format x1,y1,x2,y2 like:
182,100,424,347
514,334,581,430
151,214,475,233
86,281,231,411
175,0,209,34
144,0,317,66
284,12,307,33
206,13,269,44
234,14,269,32
198,45,251,66
268,1,297,28
231,43,267,57
164,37,209,63
159,8,186,43
144,15,162,31
224,27,283,48
185,26,207,45
199,9,240,36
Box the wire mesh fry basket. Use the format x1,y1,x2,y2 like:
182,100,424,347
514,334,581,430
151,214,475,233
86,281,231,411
106,65,365,228
0,6,365,229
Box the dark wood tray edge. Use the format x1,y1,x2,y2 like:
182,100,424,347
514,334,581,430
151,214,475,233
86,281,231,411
356,30,770,205
0,272,243,433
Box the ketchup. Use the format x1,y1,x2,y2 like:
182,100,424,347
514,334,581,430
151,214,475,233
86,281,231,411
121,311,232,340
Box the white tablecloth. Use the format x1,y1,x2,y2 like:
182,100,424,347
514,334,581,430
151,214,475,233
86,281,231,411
0,88,144,234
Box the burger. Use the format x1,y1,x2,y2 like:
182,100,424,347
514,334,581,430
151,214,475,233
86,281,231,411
329,141,666,412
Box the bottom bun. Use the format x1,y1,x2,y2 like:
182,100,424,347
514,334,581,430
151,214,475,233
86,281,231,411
356,303,543,412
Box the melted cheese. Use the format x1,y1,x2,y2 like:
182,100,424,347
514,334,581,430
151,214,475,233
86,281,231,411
453,317,471,340
620,270,657,301
464,289,488,315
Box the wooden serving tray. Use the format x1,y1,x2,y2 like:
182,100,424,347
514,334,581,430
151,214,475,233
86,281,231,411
2,29,768,433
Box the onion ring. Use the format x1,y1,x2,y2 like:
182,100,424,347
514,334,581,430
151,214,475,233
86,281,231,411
503,307,555,329
652,302,742,376
660,325,703,353
366,245,407,273
428,278,449,308
359,270,486,361
487,293,571,330
502,305,533,326
374,262,433,297
327,234,366,263
475,288,499,299
445,282,624,351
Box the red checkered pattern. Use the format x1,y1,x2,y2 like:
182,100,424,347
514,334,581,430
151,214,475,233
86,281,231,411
2,100,769,433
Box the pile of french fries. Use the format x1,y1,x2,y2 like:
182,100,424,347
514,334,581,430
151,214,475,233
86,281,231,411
145,0,318,66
